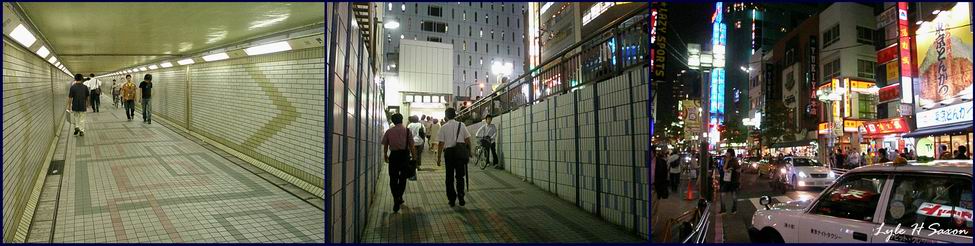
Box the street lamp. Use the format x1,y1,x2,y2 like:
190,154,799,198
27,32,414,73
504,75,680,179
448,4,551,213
816,86,845,168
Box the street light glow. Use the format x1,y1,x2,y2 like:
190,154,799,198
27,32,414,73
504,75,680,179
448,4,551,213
384,20,400,29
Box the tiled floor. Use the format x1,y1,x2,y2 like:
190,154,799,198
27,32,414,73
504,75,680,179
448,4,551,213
361,146,645,243
36,105,324,243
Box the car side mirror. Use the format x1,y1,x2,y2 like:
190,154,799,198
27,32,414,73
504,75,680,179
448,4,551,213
759,195,772,210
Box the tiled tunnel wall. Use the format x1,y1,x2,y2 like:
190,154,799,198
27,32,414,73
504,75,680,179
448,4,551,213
102,46,326,198
489,66,650,239
3,38,72,241
327,3,387,243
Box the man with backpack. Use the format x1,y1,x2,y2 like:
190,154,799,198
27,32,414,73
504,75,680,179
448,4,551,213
381,113,414,213
84,74,102,112
407,115,426,180
436,108,471,207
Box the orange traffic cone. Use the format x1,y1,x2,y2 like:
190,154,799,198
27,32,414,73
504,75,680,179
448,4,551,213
685,179,695,200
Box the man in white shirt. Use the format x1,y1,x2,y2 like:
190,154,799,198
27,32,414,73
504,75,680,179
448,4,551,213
436,108,471,207
406,115,426,180
667,150,681,193
475,115,500,169
84,74,103,112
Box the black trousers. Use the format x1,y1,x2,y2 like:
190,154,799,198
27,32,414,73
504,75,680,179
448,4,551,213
484,142,499,165
669,173,681,192
90,92,100,112
388,150,410,203
445,153,467,202
124,100,135,119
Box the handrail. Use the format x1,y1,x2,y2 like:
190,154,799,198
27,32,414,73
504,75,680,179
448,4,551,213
681,200,712,244
456,3,649,124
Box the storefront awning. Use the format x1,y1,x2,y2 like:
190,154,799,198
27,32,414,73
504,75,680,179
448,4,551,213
769,140,818,148
902,122,972,139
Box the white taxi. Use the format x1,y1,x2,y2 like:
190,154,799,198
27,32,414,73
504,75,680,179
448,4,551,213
748,160,973,243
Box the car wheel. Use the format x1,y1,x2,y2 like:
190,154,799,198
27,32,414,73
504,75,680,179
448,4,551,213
763,228,785,243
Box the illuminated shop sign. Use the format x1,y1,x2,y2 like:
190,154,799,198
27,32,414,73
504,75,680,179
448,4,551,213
863,117,909,135
897,2,914,104
709,2,726,145
916,101,974,128
878,84,901,103
843,119,865,133
914,2,973,111
876,44,898,64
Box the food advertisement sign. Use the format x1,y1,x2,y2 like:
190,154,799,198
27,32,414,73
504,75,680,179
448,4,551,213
914,2,973,112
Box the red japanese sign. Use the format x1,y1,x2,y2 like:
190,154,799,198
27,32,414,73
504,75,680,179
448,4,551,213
878,84,901,103
917,202,975,222
876,44,898,64
863,117,909,135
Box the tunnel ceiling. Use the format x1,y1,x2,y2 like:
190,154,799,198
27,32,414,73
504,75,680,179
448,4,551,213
18,2,324,75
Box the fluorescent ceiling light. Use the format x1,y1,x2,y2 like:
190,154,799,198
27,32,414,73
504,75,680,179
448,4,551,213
244,41,292,56
148,65,158,70
9,24,37,47
36,46,50,58
48,56,57,64
139,67,147,71
202,53,229,61
160,62,173,68
177,58,195,65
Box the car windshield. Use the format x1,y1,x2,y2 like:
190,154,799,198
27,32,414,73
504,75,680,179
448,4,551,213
792,158,821,166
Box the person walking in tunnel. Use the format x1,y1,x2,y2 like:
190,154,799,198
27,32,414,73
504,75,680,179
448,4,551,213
67,74,90,136
407,115,426,180
139,74,153,124
437,108,471,207
121,75,137,121
111,79,121,108
84,74,102,112
382,113,414,213
428,119,441,158
476,114,500,169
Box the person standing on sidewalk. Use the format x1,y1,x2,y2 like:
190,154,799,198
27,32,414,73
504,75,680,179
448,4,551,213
121,75,138,121
381,113,414,213
139,74,153,124
436,108,471,207
653,149,670,199
67,74,90,136
720,148,740,214
667,150,681,193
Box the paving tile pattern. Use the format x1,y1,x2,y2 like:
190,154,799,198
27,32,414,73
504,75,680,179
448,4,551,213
47,109,324,243
361,149,645,243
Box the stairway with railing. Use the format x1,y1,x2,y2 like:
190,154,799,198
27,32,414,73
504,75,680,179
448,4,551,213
456,5,651,239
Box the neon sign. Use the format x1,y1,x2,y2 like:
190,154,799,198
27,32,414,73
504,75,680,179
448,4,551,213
897,2,913,104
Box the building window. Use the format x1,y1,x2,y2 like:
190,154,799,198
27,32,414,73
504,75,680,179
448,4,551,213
491,30,494,39
463,10,467,21
475,12,478,21
463,40,467,51
458,55,461,65
428,6,442,17
475,42,478,52
823,59,841,82
484,14,488,24
388,3,392,11
857,59,875,79
469,26,472,36
480,28,483,37
486,44,489,53
452,9,455,19
517,18,521,28
414,3,417,14
501,4,504,12
457,24,461,35
469,56,472,66
401,3,405,11
501,32,505,41
421,22,447,33
480,57,483,65
507,17,510,27
400,34,404,39
427,36,442,42
507,45,511,55
823,24,839,48
496,44,499,54
856,26,873,45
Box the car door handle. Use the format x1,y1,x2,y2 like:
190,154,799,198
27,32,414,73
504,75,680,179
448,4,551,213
853,232,868,241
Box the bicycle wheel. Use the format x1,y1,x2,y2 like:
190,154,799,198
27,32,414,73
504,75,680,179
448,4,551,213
472,146,482,167
478,147,490,170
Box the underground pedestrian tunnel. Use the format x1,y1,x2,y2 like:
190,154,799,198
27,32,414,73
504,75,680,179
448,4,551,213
2,2,325,243
327,2,650,243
